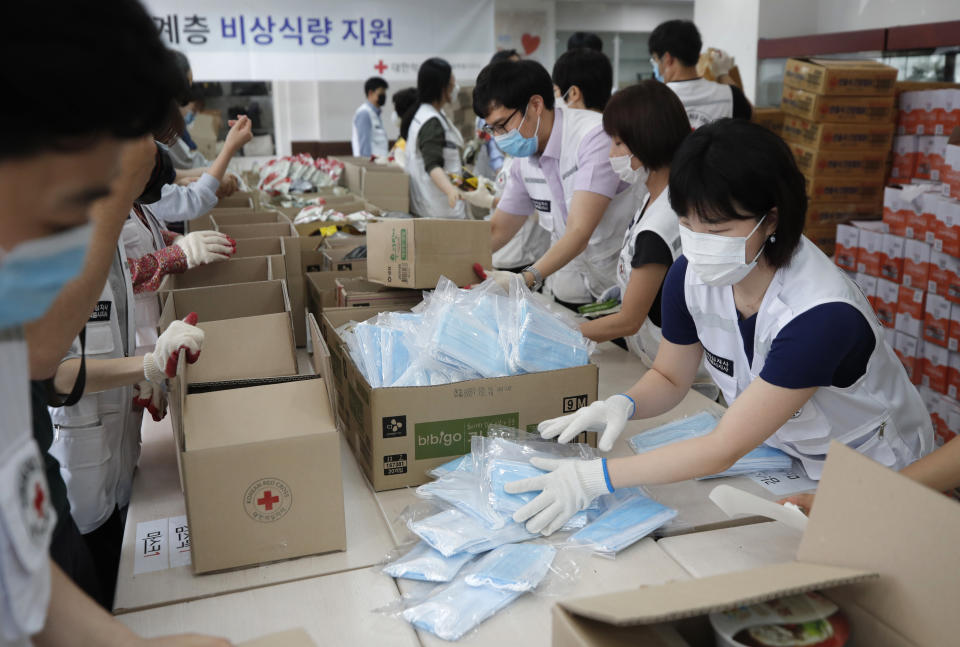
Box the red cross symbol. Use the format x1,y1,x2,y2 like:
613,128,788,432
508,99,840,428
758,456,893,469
257,490,280,511
374,59,388,74
33,483,45,518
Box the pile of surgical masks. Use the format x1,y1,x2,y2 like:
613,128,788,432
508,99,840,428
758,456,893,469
256,154,344,195
382,428,676,641
339,276,594,388
628,411,794,477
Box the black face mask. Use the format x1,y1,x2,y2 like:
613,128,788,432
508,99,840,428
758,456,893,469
136,145,175,205
377,92,386,107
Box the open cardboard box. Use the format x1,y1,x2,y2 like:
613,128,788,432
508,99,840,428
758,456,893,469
211,210,292,231
321,305,599,490
366,218,491,289
174,314,344,574
552,443,960,646
157,255,284,293
232,237,285,259
305,270,365,321
215,192,256,210
334,277,422,308
158,280,291,330
323,249,366,273
361,166,409,213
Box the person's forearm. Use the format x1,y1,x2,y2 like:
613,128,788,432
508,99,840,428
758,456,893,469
490,209,527,252
33,561,140,647
428,166,458,199
901,436,960,493
530,228,589,283
580,312,640,343
206,144,241,183
175,168,205,181
624,367,690,420
54,356,145,396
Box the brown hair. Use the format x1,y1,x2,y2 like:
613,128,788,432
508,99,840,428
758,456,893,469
602,80,691,171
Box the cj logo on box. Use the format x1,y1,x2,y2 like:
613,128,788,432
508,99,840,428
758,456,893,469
563,394,588,413
243,477,292,523
383,415,407,439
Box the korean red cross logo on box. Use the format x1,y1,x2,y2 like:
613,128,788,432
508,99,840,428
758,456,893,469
243,477,292,523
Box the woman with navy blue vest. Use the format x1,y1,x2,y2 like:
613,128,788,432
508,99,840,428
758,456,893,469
506,119,934,536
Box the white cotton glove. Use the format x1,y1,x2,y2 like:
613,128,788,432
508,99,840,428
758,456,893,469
460,187,496,210
538,394,635,452
505,457,612,536
173,231,236,269
483,269,515,292
143,312,204,383
133,380,167,422
709,48,735,78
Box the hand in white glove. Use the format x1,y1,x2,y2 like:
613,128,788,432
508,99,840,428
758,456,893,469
133,380,168,422
143,312,204,383
460,188,496,210
173,231,236,269
484,269,516,293
538,394,635,452
709,48,734,78
505,457,612,535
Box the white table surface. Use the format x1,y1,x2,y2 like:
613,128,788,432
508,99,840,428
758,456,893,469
657,521,803,578
114,414,396,614
117,567,420,647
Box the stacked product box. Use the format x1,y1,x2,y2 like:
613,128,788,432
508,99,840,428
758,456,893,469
892,83,960,184
835,183,960,445
780,58,898,256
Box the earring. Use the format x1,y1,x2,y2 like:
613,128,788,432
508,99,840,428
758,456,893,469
769,234,776,243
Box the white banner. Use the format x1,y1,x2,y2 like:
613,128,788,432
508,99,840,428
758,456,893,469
143,0,495,81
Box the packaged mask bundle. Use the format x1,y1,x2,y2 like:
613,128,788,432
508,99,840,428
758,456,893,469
509,300,591,374
416,470,507,529
627,411,793,478
568,490,677,555
463,543,556,592
382,541,475,583
426,454,474,479
408,508,535,557
401,576,522,641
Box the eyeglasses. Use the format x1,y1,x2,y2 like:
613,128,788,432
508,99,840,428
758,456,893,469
481,109,520,136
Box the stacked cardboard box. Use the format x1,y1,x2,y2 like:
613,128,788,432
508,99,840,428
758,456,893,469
751,107,785,136
835,181,960,445
333,156,410,213
892,83,960,183
780,58,898,255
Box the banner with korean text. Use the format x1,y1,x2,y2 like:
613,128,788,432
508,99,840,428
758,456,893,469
144,0,495,82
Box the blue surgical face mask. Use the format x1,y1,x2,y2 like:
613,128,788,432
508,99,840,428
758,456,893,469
494,107,540,158
0,223,92,329
650,56,664,83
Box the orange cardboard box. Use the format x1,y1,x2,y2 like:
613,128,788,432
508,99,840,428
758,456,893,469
834,223,860,271
896,284,926,338
915,135,950,181
922,342,950,394
853,272,879,309
878,233,905,282
949,303,960,352
928,251,954,298
948,351,960,400
854,225,885,277
902,239,932,289
890,135,918,181
932,197,960,257
894,331,922,384
882,186,911,236
924,293,952,348
875,277,900,327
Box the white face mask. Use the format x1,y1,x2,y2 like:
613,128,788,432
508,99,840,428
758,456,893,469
680,215,767,286
609,154,649,186
554,87,572,110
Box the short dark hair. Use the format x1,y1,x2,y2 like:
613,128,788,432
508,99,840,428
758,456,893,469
669,119,807,269
567,32,603,52
649,20,702,67
0,0,187,160
553,48,613,111
417,58,452,105
364,76,389,95
473,60,555,119
602,81,690,171
490,49,519,65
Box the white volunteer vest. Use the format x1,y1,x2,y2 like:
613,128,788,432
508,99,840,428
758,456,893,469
492,156,551,270
351,101,389,157
121,206,167,355
406,103,467,219
667,78,734,129
48,245,142,533
616,188,682,361
684,237,934,478
0,330,54,644
518,106,642,303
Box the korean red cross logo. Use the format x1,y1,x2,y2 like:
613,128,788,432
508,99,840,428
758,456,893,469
374,60,388,74
243,477,292,523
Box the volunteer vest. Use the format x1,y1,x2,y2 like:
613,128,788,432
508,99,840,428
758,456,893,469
616,188,682,361
491,156,551,270
684,237,934,478
48,246,141,534
121,206,167,355
518,106,642,303
667,78,734,129
406,103,467,219
351,101,389,157
0,329,54,643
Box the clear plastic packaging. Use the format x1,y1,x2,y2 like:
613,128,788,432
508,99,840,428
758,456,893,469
426,455,474,479
463,543,556,592
407,508,492,557
415,470,508,529
567,489,677,556
401,575,522,641
382,541,475,583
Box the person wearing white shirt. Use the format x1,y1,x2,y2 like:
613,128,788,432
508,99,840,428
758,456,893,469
352,76,390,157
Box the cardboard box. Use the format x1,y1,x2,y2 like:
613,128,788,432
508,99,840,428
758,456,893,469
790,143,887,178
834,223,860,271
157,280,291,329
902,239,932,289
921,341,950,393
931,197,960,257
366,219,492,289
890,134,918,180
781,116,895,150
209,210,286,228
177,316,345,573
854,224,885,276
806,201,881,229
802,225,837,257
783,58,898,96
157,255,281,294
781,87,896,124
948,351,960,400
750,107,784,135
322,250,367,273
852,272,878,308
361,166,410,213
803,174,884,203
923,293,952,348
895,284,926,338
216,194,255,210
915,135,950,181
878,233,905,283
551,443,960,647
882,186,913,236
928,250,954,298
334,277,423,309
304,270,365,321
950,303,960,352
893,331,922,383
322,306,599,491
233,237,284,259
875,277,899,327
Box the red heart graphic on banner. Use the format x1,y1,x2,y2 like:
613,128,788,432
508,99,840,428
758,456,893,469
521,33,541,55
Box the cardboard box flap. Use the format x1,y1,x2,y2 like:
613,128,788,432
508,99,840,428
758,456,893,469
797,442,960,647
559,562,876,627
186,314,296,384
307,313,337,419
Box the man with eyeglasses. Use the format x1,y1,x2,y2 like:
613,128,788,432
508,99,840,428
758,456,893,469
472,60,642,310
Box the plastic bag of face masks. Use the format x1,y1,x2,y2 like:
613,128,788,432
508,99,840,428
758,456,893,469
408,508,535,557
401,574,523,641
426,455,474,479
627,411,794,478
568,489,677,556
463,543,557,592
415,470,508,529
382,541,475,583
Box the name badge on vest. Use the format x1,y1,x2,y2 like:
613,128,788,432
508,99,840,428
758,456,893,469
89,301,112,323
532,198,551,213
704,347,734,377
